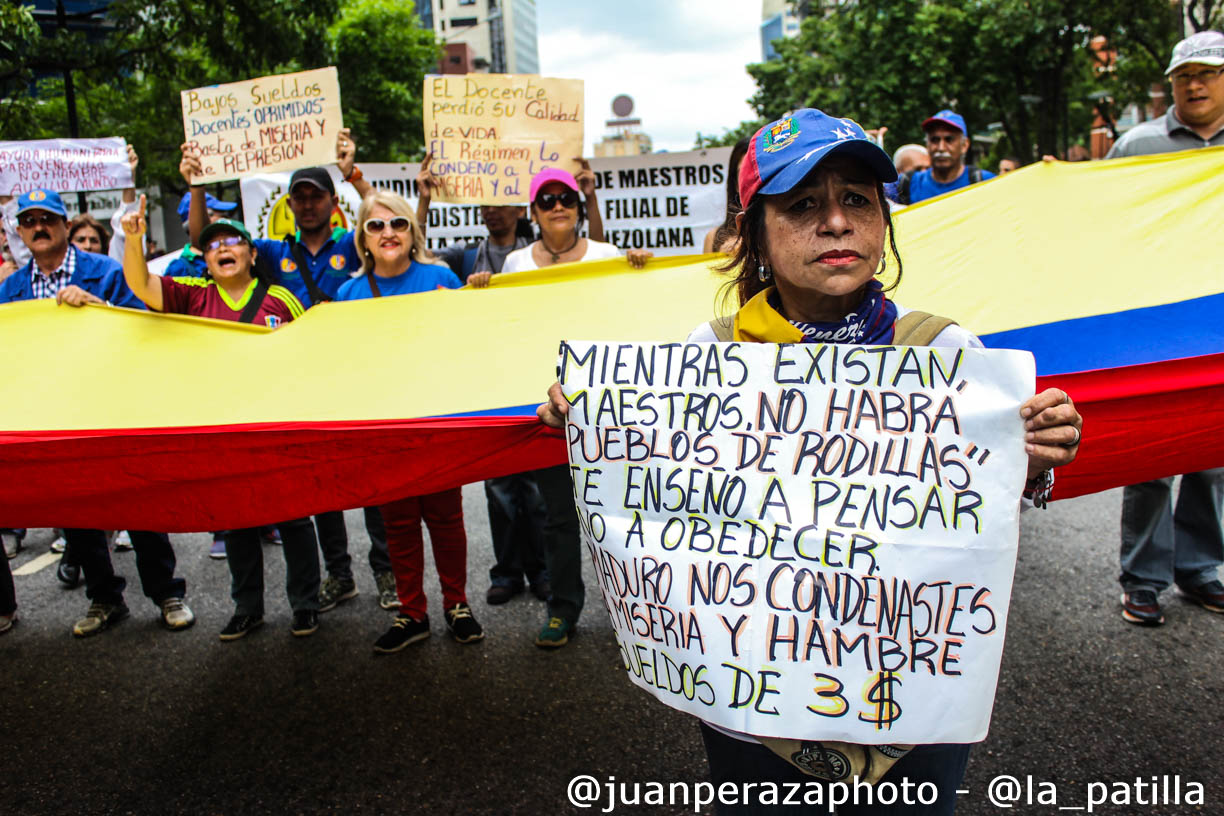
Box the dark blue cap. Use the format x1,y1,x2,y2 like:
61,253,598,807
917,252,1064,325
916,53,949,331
922,109,967,136
177,192,238,221
16,189,67,218
739,109,897,210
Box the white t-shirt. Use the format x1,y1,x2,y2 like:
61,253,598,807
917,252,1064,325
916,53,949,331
500,239,622,275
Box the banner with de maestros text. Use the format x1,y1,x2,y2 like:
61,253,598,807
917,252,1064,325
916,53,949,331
237,147,731,256
561,340,1033,744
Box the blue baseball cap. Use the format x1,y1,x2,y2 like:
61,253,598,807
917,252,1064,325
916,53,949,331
739,109,897,210
922,109,967,136
16,189,67,219
177,192,239,221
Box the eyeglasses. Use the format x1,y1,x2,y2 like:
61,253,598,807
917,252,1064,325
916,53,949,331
535,191,579,210
1171,66,1224,85
362,217,411,234
18,212,62,229
203,235,247,252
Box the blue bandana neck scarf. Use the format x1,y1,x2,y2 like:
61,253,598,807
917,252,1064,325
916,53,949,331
773,280,898,344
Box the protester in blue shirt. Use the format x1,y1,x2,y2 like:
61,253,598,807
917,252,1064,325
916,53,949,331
894,110,994,205
0,188,194,638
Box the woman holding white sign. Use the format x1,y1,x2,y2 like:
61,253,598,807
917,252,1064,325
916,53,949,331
539,109,1082,814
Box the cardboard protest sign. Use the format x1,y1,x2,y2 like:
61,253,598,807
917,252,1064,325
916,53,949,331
181,67,342,183
423,74,584,204
561,341,1034,743
0,138,132,195
237,148,730,256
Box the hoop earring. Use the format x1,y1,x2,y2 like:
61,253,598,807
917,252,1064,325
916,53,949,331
757,264,771,282
877,257,887,276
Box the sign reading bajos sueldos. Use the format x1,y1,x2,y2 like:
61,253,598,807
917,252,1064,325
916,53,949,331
561,340,1034,744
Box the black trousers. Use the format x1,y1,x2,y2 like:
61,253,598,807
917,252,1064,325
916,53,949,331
65,529,184,608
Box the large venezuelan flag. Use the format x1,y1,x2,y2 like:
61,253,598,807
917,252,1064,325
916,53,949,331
0,147,1220,530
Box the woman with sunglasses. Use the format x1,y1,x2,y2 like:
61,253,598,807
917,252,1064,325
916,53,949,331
333,191,484,652
498,168,651,277
120,196,327,641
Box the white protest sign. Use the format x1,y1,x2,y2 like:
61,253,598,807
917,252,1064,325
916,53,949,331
0,138,132,195
237,148,730,256
560,341,1034,744
181,67,343,183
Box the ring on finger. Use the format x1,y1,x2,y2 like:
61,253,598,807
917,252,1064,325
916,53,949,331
1062,425,1081,448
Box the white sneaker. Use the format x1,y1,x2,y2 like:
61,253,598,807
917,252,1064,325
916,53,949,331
159,597,195,631
2,532,20,560
50,535,67,554
0,611,16,634
113,530,133,551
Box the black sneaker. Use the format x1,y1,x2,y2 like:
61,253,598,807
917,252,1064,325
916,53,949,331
444,603,485,644
1177,579,1224,613
290,609,319,637
318,576,358,612
373,614,430,654
219,614,264,641
56,556,81,588
1121,589,1164,626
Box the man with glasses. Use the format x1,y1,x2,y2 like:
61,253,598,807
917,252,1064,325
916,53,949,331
1105,31,1224,626
0,189,195,637
1107,31,1224,158
894,110,993,205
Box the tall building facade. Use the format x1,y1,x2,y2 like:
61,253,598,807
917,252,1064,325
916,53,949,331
417,0,539,74
760,0,800,61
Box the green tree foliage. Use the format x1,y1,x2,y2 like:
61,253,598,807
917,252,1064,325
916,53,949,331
738,0,1186,164
2,0,437,199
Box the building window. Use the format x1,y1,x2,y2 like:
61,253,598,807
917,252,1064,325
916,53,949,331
452,16,478,27
459,0,476,4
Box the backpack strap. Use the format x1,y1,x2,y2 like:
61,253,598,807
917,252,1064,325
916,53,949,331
287,236,331,305
893,311,957,346
968,165,983,184
461,245,479,282
237,280,270,325
366,273,383,298
707,315,735,341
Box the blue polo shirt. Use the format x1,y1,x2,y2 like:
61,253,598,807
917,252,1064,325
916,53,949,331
334,261,461,301
0,246,143,309
907,166,995,204
164,246,207,278
253,227,360,308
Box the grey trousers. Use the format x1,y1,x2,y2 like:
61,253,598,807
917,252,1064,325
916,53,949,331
1120,469,1224,593
226,517,321,616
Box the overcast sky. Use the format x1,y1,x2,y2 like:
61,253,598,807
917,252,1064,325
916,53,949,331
535,0,762,154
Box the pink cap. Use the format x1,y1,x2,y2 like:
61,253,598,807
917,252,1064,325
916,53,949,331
530,168,579,202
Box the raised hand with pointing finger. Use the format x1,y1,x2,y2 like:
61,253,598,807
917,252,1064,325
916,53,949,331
121,194,148,239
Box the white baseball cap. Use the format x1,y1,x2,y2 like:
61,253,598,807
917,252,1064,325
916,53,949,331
1166,31,1224,75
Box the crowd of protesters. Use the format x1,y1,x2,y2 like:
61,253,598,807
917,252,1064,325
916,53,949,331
1,28,1221,815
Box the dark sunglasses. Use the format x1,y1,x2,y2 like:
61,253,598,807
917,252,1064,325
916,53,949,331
203,235,247,252
535,191,579,210
18,212,63,229
362,217,411,234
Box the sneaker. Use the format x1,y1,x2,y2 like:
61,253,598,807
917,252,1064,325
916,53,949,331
50,535,67,554
486,583,522,605
260,526,282,545
535,616,572,648
159,597,195,630
112,530,133,552
290,609,319,637
2,532,21,560
219,614,263,641
72,602,130,637
209,536,227,560
318,576,359,612
1121,589,1164,626
373,614,430,654
0,611,15,634
444,603,485,644
56,557,81,589
1177,579,1224,613
375,571,400,610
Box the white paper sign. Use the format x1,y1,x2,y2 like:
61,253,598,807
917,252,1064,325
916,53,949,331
560,341,1034,744
0,137,133,195
237,147,731,257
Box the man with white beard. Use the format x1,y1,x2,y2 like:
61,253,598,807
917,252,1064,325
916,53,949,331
895,110,994,205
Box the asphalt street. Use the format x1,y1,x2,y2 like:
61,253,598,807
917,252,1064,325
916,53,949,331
3,485,1220,815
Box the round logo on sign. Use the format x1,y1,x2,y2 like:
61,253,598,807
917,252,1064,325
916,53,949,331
264,193,351,241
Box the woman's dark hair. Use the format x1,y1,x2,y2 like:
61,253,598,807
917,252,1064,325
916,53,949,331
532,197,586,241
717,179,903,308
67,214,110,253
